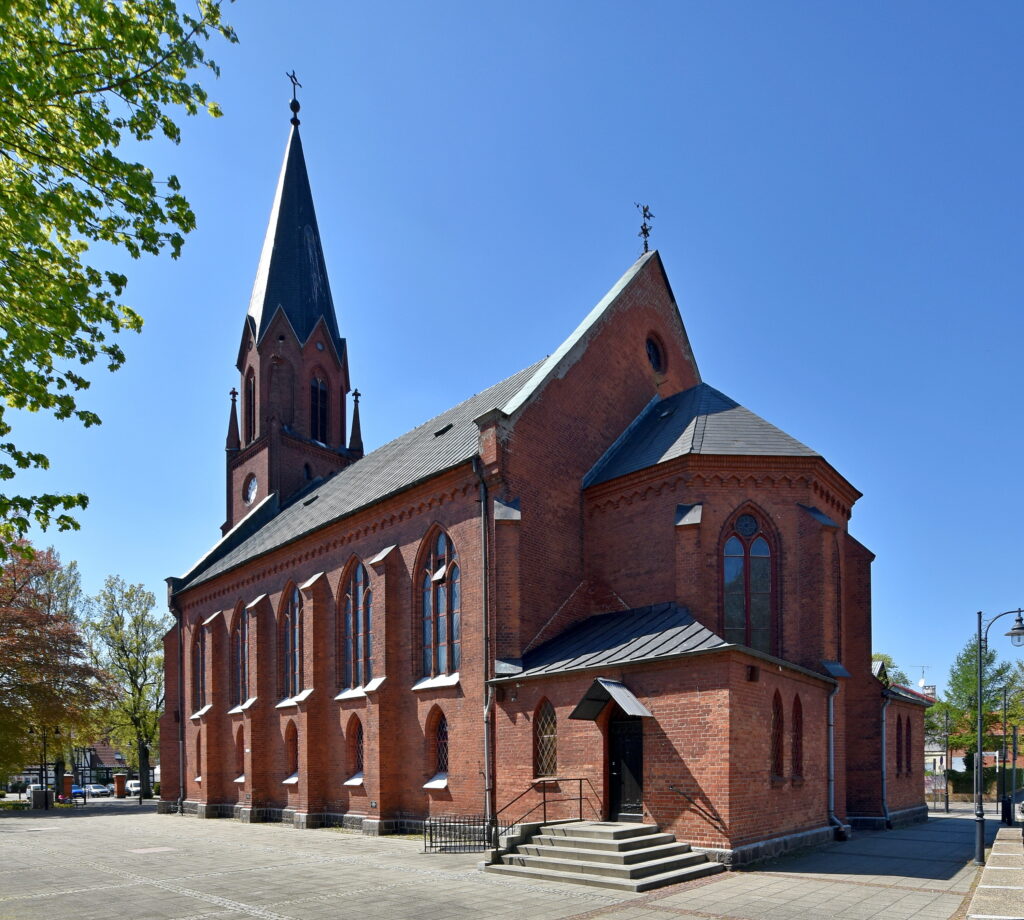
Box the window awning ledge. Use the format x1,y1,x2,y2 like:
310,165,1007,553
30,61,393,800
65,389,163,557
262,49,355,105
568,678,653,721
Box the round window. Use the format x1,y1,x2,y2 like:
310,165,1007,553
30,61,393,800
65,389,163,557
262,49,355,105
735,514,759,537
243,474,258,505
646,336,664,373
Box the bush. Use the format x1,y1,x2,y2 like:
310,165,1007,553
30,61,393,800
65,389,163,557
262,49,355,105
947,768,999,795
0,801,28,811
152,782,160,796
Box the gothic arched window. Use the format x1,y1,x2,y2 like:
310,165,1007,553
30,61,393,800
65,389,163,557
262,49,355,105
244,369,256,444
280,586,303,700
231,607,248,707
420,530,461,677
896,715,904,775
310,375,328,442
285,721,298,777
350,717,364,775
792,695,804,779
771,691,784,780
341,562,372,689
723,513,774,654
534,701,557,777
191,626,206,712
905,719,912,775
434,714,449,774
235,726,245,780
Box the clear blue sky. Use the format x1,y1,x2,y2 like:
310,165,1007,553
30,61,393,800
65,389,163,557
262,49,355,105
15,1,1024,697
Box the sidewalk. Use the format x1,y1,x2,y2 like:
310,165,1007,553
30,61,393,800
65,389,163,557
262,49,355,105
968,824,1024,920
0,802,998,920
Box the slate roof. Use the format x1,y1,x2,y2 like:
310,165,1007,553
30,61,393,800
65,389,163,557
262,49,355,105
503,603,729,680
584,383,818,488
246,125,342,351
179,360,545,590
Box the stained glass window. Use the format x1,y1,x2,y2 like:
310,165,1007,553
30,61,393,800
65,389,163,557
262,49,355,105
341,563,372,689
723,517,774,654
421,531,461,676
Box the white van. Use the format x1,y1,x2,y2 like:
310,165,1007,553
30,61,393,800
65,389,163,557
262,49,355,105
125,780,141,795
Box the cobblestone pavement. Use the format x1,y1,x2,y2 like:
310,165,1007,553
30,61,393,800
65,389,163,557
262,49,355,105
0,801,990,920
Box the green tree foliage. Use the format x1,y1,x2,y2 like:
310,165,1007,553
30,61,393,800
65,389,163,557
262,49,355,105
871,652,910,688
0,544,102,778
943,635,1022,763
88,575,167,796
0,0,235,550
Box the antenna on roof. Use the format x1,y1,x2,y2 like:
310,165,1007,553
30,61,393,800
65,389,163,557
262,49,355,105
908,665,930,688
635,203,654,253
286,70,302,126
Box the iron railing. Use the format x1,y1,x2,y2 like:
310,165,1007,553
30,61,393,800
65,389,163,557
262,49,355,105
423,813,508,853
494,777,589,828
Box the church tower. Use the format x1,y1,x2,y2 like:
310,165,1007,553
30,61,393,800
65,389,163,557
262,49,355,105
223,93,362,534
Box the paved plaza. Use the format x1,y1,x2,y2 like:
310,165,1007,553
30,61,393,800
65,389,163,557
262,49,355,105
0,801,998,920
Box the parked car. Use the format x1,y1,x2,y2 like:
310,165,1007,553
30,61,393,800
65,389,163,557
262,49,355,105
84,783,109,797
70,785,85,798
106,783,116,795
126,780,141,795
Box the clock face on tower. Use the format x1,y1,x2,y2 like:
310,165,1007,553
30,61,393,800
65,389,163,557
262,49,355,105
244,474,258,505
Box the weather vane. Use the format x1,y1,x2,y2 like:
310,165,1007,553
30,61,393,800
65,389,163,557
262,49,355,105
635,202,654,253
287,70,302,126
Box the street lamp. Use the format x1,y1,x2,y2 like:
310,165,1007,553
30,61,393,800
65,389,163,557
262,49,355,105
975,609,1024,864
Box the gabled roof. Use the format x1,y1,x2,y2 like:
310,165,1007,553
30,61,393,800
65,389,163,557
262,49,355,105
245,125,342,354
487,250,692,422
584,382,818,488
499,603,729,680
178,360,544,591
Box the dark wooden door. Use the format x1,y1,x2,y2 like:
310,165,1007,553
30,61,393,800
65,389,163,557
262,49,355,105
609,714,643,821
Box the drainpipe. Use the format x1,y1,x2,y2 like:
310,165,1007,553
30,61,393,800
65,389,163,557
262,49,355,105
472,456,495,830
166,578,185,816
827,682,848,838
880,694,892,827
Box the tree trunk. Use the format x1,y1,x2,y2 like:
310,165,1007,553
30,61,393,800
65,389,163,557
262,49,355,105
138,735,151,798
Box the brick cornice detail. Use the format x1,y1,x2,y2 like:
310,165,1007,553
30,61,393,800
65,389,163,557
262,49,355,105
586,456,854,520
177,473,476,614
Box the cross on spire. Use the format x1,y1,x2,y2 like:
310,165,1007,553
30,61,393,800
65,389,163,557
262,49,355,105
287,70,302,125
635,202,654,253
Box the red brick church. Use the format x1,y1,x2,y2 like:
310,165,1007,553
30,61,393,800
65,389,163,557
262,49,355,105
159,104,926,868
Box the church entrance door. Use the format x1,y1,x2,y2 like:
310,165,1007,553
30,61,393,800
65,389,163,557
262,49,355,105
609,712,643,821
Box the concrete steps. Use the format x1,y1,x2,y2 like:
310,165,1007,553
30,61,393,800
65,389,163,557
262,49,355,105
485,820,725,893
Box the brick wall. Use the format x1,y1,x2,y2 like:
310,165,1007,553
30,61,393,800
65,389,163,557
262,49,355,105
493,652,835,851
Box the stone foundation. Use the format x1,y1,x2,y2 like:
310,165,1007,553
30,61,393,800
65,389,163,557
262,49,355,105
160,803,423,835
693,823,843,868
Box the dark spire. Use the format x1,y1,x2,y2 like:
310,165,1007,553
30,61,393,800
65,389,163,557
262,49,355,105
349,389,363,457
226,388,240,451
245,92,343,356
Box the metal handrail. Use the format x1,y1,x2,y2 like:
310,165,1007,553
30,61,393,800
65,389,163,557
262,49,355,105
494,776,588,830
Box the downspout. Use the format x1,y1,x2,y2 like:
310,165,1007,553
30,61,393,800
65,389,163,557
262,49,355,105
881,694,892,827
472,456,495,833
828,682,848,838
166,578,185,816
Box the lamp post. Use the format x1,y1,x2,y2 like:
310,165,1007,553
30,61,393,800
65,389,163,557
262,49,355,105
975,609,1024,865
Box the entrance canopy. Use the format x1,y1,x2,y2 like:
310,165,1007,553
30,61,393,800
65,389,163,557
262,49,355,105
568,678,654,721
